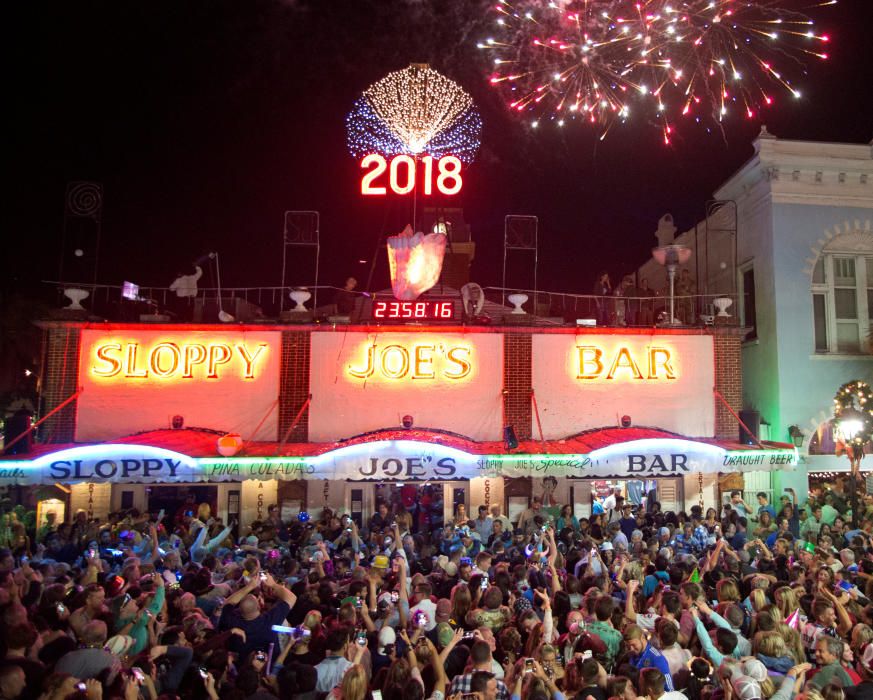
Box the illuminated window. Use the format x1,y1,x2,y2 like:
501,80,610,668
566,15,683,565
811,249,873,354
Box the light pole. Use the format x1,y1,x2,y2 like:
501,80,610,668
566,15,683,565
833,380,872,528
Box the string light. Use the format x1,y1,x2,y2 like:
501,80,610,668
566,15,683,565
483,0,832,140
346,64,482,164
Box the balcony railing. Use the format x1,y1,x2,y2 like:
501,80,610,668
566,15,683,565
43,281,740,328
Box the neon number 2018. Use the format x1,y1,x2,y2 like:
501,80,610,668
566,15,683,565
361,154,387,195
360,155,463,196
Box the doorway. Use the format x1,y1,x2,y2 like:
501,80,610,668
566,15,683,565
146,485,218,527
372,481,448,533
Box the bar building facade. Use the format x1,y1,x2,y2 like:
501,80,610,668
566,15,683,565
2,321,797,529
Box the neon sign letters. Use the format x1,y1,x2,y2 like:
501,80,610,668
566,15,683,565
91,341,269,380
361,154,463,196
347,342,472,381
576,345,676,380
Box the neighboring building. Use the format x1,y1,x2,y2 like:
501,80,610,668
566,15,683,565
640,129,873,499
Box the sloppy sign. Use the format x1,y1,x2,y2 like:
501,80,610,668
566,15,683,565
0,439,796,486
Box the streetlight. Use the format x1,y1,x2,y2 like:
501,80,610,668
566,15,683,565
788,425,805,448
833,380,872,527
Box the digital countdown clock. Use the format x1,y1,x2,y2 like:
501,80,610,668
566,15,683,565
372,300,455,320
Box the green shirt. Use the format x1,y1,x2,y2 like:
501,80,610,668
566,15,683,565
821,504,839,526
809,662,852,690
585,620,622,666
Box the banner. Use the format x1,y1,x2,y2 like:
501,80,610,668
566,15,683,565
0,439,797,486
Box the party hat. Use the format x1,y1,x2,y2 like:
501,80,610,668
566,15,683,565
690,567,700,583
786,608,801,629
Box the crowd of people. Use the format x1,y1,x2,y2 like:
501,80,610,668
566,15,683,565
0,477,872,700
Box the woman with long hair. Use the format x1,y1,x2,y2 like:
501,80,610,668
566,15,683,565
753,631,796,674
753,511,777,540
556,505,580,534
704,508,719,532
773,586,801,620
330,665,368,700
449,584,472,630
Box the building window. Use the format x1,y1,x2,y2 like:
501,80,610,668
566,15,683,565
811,253,873,353
739,265,757,341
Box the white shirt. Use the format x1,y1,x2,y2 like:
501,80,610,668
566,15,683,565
170,266,203,298
316,656,353,692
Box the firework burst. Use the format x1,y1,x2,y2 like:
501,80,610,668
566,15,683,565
483,0,832,141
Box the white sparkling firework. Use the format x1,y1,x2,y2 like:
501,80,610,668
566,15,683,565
347,64,482,163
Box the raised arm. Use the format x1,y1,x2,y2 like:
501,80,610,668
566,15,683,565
263,574,298,610
625,579,640,622
224,574,261,607
690,607,725,667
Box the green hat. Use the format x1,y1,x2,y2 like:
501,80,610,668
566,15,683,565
436,622,454,648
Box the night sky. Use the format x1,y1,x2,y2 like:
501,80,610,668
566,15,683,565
6,0,873,301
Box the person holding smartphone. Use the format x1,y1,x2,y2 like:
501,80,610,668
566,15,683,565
217,569,298,661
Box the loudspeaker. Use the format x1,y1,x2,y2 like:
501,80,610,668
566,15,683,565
504,426,519,450
739,409,760,445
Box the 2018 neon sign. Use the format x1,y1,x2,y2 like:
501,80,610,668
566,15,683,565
360,155,463,196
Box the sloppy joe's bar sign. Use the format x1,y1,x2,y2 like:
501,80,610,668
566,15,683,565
76,330,281,443
0,439,797,485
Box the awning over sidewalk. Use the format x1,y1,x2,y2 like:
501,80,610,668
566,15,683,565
0,427,797,486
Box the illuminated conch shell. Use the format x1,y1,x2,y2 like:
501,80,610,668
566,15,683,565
386,224,447,301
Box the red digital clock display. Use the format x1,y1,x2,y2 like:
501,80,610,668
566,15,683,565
373,300,454,320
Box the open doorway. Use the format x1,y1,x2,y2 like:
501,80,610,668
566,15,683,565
146,485,218,528
373,482,446,533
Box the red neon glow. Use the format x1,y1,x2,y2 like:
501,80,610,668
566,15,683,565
360,155,464,196
373,300,454,320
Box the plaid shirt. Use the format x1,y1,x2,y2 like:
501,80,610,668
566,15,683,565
449,672,509,700
692,525,710,551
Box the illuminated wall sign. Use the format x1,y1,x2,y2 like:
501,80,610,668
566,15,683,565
576,345,676,380
532,335,716,438
77,330,281,443
361,154,463,196
347,342,472,381
309,333,503,442
0,439,797,486
91,341,268,380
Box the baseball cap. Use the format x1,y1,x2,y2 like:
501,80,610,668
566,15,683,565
377,626,396,654
740,659,768,683
732,675,763,700
105,634,135,656
436,622,455,648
